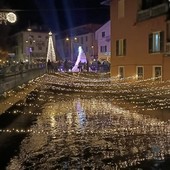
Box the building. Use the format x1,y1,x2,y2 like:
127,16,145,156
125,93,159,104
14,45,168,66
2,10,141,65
95,20,111,63
55,23,101,63
102,0,170,81
10,28,55,63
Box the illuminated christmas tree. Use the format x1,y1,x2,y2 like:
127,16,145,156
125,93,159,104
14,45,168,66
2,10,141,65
46,32,56,62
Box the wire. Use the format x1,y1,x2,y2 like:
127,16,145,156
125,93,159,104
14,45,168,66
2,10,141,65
0,7,109,12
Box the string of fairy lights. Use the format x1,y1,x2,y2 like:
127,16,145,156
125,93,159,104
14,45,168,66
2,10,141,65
2,73,170,116
0,73,170,169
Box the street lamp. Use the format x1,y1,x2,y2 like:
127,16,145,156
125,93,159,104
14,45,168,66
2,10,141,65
65,37,78,62
65,37,70,61
91,45,95,60
26,28,35,64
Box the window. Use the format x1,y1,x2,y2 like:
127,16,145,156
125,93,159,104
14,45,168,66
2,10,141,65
102,32,105,38
118,0,125,18
116,39,126,56
100,46,107,53
86,36,88,42
153,66,162,81
118,66,124,79
149,31,164,53
136,66,144,80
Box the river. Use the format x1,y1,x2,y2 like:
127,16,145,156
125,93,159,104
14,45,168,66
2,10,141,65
0,73,169,169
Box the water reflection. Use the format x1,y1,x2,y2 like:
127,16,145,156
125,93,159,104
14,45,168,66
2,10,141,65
6,90,170,169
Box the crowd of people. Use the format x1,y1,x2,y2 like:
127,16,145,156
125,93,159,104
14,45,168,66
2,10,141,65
46,59,110,73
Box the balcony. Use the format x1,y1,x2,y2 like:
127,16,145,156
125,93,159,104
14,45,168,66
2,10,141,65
152,3,169,17
137,3,169,22
137,9,151,21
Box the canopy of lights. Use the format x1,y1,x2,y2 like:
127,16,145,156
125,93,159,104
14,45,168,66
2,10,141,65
0,73,169,169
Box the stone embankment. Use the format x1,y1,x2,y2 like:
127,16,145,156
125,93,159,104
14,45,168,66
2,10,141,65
0,77,44,115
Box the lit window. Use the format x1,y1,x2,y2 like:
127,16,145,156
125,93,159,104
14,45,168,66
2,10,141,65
116,39,126,56
149,31,164,53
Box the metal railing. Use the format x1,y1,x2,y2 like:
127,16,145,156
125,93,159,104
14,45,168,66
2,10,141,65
137,3,168,22
0,63,46,95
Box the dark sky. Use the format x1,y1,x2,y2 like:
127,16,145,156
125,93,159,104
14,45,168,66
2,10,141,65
0,0,110,33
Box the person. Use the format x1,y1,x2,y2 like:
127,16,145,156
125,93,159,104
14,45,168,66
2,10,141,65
64,59,68,72
78,61,83,72
57,60,61,72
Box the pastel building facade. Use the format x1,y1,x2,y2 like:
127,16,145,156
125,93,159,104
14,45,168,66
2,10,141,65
102,0,170,81
10,30,52,63
95,20,111,62
55,24,100,63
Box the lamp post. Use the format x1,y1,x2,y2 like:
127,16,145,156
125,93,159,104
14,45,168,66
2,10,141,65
26,28,35,64
91,45,95,61
66,37,78,63
65,37,70,61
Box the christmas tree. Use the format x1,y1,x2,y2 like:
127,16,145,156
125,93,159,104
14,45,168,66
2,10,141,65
46,32,56,62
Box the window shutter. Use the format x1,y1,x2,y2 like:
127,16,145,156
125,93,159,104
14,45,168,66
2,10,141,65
160,31,164,52
116,40,119,56
148,33,153,53
123,39,126,55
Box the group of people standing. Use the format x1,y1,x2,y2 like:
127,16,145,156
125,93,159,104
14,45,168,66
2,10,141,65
47,59,54,73
46,59,69,73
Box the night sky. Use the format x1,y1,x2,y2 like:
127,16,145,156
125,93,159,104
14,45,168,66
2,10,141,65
0,0,110,33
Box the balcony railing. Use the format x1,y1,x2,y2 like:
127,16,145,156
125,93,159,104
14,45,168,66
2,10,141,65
137,3,169,22
152,3,169,17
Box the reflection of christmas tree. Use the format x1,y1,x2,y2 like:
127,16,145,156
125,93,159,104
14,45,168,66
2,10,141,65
46,32,56,62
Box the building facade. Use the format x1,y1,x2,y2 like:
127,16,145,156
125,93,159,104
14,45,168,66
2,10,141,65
95,20,111,63
102,0,170,81
55,24,101,63
10,29,54,63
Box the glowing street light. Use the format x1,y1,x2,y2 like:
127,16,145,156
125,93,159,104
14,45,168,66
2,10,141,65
6,12,17,23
